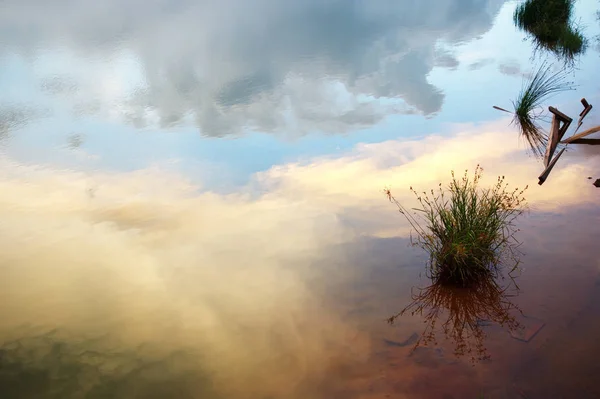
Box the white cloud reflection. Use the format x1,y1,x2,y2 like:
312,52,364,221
1,120,598,397
0,162,368,398
0,0,506,136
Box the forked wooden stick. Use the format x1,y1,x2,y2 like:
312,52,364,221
494,99,597,185
543,107,572,167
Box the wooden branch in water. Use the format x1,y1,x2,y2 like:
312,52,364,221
561,126,600,144
543,114,560,167
574,98,593,135
538,148,566,186
536,101,593,186
493,105,512,113
567,138,600,145
580,98,590,116
548,106,572,140
557,120,571,141
548,106,572,123
543,107,572,168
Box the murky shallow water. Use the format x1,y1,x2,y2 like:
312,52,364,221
2,0,600,398
1,148,599,398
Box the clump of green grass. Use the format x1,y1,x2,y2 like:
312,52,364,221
385,166,527,288
554,25,587,60
511,62,572,157
514,0,588,63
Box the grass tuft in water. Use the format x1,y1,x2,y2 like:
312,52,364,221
511,62,572,157
513,0,588,63
385,166,527,288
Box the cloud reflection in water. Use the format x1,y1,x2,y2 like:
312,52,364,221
1,120,599,397
0,0,507,136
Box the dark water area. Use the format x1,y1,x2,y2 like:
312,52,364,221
309,202,600,398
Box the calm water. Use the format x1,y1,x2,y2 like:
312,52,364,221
1,0,600,398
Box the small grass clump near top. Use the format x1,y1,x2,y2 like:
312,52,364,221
385,166,527,288
510,62,573,158
514,0,588,63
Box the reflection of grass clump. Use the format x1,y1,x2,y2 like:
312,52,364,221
514,0,587,62
512,63,572,157
387,274,522,362
385,166,527,288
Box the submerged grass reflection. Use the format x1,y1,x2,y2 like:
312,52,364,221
387,274,523,363
514,0,588,63
385,166,527,288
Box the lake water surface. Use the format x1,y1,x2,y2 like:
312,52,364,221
1,0,600,398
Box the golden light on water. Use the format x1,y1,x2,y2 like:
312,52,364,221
1,120,599,397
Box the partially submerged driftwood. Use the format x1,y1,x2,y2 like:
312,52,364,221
549,107,572,140
493,105,512,113
566,138,600,145
494,97,598,186
575,98,593,134
538,98,600,185
544,106,572,167
538,147,566,185
561,126,600,144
